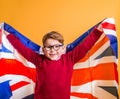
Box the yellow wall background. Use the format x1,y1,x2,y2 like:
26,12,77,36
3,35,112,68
1,0,120,95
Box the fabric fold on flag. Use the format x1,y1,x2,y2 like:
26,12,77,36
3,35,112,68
70,18,119,99
4,22,41,53
0,22,36,99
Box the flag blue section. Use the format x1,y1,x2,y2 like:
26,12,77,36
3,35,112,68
0,80,12,99
66,20,118,59
0,45,12,53
107,35,118,58
4,23,40,53
66,22,101,52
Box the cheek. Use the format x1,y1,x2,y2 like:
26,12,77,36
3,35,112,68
43,50,49,56
60,47,66,54
45,51,49,55
58,49,65,55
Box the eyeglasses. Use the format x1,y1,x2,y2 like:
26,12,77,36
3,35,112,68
43,44,63,51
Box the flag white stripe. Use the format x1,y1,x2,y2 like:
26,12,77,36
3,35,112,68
71,80,118,99
11,84,34,99
103,29,117,36
103,18,115,24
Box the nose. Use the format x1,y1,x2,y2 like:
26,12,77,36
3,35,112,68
50,47,56,51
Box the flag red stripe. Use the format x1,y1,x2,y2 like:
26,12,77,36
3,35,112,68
79,35,109,62
0,58,36,82
70,92,98,99
71,62,118,86
102,22,116,31
11,81,30,91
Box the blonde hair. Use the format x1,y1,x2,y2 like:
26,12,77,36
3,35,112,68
42,31,64,46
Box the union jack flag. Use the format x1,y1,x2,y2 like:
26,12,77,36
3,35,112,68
0,18,119,99
70,18,119,99
0,22,38,99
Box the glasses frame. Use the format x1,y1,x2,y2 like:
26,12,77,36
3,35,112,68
43,44,63,51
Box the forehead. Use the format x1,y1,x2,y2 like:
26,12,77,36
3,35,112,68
44,38,61,46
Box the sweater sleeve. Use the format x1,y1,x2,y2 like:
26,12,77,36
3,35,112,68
7,34,42,66
67,28,103,64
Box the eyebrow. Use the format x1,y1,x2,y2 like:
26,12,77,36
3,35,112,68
44,44,63,47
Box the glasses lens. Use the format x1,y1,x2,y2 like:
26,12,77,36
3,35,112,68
54,45,61,50
44,44,63,51
44,46,50,51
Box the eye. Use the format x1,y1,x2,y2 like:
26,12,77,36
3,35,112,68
44,46,51,51
53,45,59,50
47,46,52,48
55,45,59,48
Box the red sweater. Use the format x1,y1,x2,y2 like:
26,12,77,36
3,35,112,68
7,29,102,99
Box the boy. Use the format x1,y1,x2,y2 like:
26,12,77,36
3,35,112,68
6,25,103,99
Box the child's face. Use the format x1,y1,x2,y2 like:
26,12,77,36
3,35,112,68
43,38,65,60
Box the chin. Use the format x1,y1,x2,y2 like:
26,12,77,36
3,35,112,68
50,57,60,61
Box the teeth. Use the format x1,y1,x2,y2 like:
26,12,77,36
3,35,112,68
50,54,56,55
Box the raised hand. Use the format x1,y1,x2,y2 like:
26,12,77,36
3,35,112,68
97,23,103,32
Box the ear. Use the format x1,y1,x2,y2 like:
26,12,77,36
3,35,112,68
41,47,45,54
61,45,66,54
